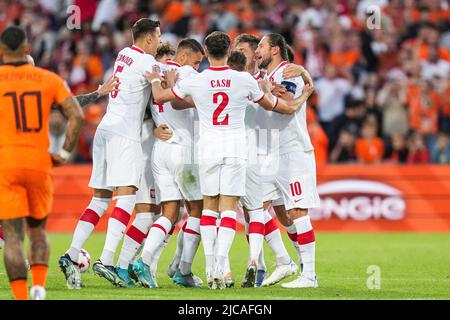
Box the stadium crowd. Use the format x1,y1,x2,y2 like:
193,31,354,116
1,0,449,164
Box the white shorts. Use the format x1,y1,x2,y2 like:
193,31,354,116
152,141,202,204
136,159,156,205
199,157,246,197
88,129,143,190
261,150,320,211
240,164,263,210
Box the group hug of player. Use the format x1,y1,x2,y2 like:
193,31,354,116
57,18,320,291
0,16,319,299
56,18,320,291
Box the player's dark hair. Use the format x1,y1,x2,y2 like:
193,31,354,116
227,51,246,71
266,33,289,61
204,31,230,59
287,45,295,63
0,25,27,52
177,38,205,55
234,34,260,51
132,18,160,41
156,42,175,60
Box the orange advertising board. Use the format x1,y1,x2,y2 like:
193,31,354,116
48,164,450,233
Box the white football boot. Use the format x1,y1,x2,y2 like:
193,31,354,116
261,259,298,287
281,273,318,288
30,285,46,300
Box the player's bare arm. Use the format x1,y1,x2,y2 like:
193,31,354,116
145,70,177,103
51,96,84,165
257,78,314,114
271,82,287,97
75,76,119,107
170,95,195,110
282,64,314,88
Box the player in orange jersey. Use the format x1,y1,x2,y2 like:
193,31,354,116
0,26,84,300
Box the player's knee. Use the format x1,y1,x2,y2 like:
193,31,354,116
288,208,308,219
115,186,137,195
93,188,113,199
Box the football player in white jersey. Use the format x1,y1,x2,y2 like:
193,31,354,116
145,31,310,289
130,39,206,289
58,19,162,288
254,33,320,288
113,44,176,288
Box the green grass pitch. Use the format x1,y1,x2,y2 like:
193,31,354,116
1,232,450,300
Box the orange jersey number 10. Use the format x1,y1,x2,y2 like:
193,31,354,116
3,91,43,132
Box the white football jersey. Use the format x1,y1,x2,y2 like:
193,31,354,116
97,45,159,142
265,61,314,155
172,66,265,159
151,61,198,146
245,70,266,162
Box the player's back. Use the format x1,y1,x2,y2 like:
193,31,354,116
98,46,158,142
0,62,73,173
174,66,264,159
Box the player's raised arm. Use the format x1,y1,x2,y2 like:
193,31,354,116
52,96,84,165
75,76,119,107
146,70,177,103
282,63,314,88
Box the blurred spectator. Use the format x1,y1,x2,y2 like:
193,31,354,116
328,99,366,151
439,85,450,134
71,40,104,93
314,63,352,133
49,109,67,154
407,131,430,164
377,75,409,137
75,104,104,163
329,127,357,163
408,80,441,140
307,109,328,165
421,45,450,81
386,133,409,164
355,120,384,164
430,132,450,164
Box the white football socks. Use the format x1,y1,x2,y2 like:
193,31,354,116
263,210,291,266
67,197,110,262
100,195,135,266
142,216,172,266
248,209,264,263
117,212,153,269
294,215,316,277
200,210,218,277
179,216,201,275
215,210,237,274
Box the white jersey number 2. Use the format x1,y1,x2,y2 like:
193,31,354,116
212,92,229,126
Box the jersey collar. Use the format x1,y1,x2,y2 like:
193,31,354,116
166,60,181,67
253,70,265,80
207,66,230,71
3,61,29,66
268,60,288,81
131,45,145,54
